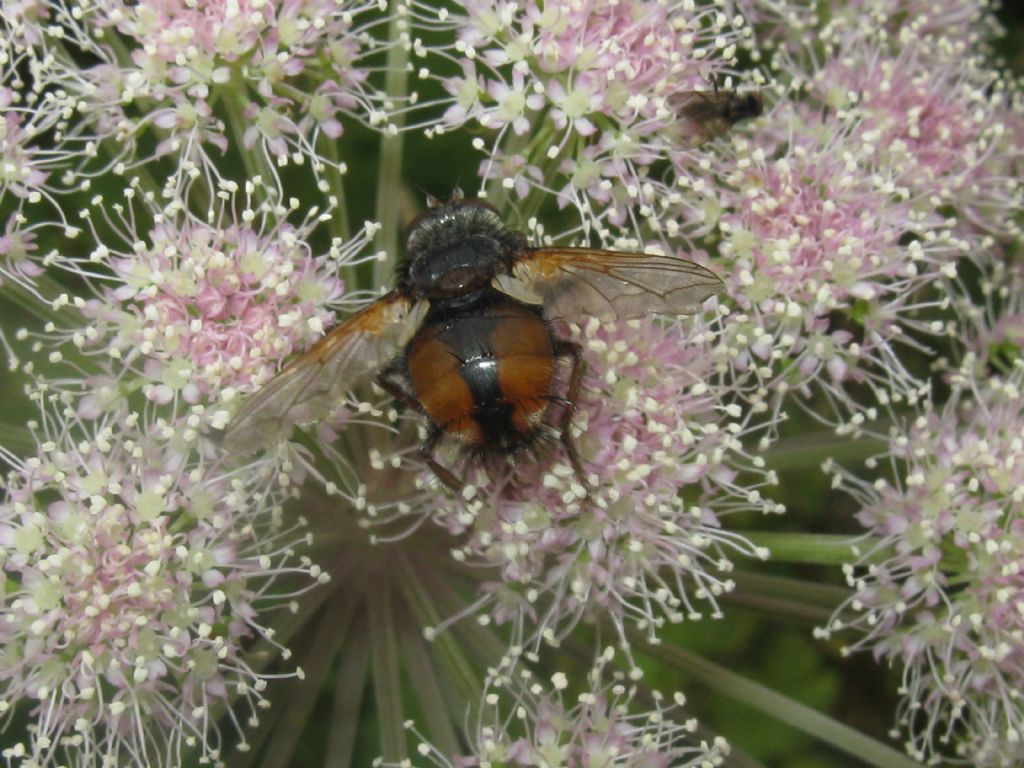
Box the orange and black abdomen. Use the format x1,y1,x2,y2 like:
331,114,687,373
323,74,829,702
405,296,555,451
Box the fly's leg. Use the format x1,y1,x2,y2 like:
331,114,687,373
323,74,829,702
553,339,587,488
421,428,465,493
375,363,424,416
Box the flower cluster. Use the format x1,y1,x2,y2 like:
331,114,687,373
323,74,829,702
742,0,1006,61
1,3,390,763
386,647,731,768
409,0,760,236
41,177,376,431
87,216,340,404
797,24,1023,244
820,359,1024,765
712,101,960,427
0,400,325,767
374,312,779,653
1,0,394,192
692,9,1024,429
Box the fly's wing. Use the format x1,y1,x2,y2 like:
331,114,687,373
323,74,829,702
222,291,422,452
499,246,722,321
672,91,761,149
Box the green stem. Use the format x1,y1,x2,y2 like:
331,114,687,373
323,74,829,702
729,577,847,626
731,571,850,610
396,553,486,706
762,431,888,471
102,30,135,71
1,275,78,329
740,532,881,566
424,562,509,669
257,595,355,768
325,613,371,768
631,636,923,768
318,136,352,243
368,572,406,762
395,600,461,758
723,590,837,625
372,11,410,289
245,573,348,673
222,82,276,190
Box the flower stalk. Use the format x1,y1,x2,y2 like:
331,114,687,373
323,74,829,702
632,634,924,768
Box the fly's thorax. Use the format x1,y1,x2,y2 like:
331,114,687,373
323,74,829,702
399,200,525,300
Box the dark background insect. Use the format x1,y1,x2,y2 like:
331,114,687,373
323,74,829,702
674,90,764,148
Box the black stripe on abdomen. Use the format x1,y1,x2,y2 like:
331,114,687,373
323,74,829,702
460,357,518,447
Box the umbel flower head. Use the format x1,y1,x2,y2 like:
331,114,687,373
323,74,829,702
381,646,731,768
41,175,375,429
408,0,760,235
820,357,1024,766
711,99,961,427
795,23,1024,245
0,396,326,767
701,7,1021,433
1,0,396,192
371,310,779,655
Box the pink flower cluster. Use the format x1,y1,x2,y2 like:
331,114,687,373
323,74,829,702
3,0,391,191
821,360,1024,765
42,179,367,430
800,27,1023,243
714,102,960,424
0,407,323,766
693,14,1023,430
393,314,778,651
410,0,756,232
391,647,731,768
82,219,343,406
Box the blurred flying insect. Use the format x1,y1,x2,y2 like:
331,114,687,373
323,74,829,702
674,89,764,148
223,193,723,490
